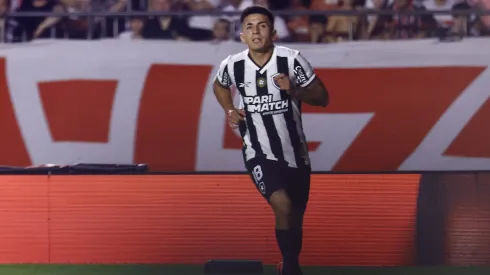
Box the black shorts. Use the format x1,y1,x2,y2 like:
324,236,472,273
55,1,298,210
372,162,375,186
245,158,311,210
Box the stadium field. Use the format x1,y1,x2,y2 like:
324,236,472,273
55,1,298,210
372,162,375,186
0,265,488,275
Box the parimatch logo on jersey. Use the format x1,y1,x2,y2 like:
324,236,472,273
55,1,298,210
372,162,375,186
244,95,289,115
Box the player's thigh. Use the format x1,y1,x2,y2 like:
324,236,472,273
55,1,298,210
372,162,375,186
245,158,288,201
286,165,312,212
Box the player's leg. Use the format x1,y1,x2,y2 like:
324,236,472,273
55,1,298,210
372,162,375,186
290,163,311,228
269,189,297,275
246,159,293,229
246,159,296,275
286,164,312,275
267,163,304,275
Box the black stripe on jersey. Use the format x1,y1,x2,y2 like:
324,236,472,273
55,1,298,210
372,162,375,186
234,60,263,157
232,61,246,97
238,117,248,163
298,101,303,124
219,64,232,88
256,70,284,162
277,56,304,166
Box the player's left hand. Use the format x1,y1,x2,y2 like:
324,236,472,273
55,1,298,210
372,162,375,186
273,74,292,92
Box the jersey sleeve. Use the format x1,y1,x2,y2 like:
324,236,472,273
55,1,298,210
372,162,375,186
293,52,316,88
215,56,233,88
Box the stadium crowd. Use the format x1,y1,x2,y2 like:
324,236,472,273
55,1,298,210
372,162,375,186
0,0,489,42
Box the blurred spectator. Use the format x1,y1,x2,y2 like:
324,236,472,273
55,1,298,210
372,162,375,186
310,0,340,26
268,0,291,9
4,0,487,43
211,17,231,42
58,0,93,39
185,0,222,33
118,15,144,39
286,0,310,42
10,0,22,10
324,0,361,42
179,0,221,40
383,0,433,39
131,0,147,10
1,0,19,42
466,0,490,35
423,0,456,27
362,0,391,39
221,0,253,39
17,0,62,40
309,14,327,42
31,0,105,40
450,0,467,32
451,0,490,36
91,0,128,38
301,0,341,43
254,0,291,41
142,0,191,40
311,0,340,10
420,0,456,36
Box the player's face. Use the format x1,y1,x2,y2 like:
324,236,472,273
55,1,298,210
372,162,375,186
240,14,276,53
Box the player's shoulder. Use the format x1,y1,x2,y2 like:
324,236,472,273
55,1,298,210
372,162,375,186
275,45,301,58
219,50,248,66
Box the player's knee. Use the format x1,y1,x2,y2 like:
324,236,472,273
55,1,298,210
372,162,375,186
269,189,292,218
290,207,306,229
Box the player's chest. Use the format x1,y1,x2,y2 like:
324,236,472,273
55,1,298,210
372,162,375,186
237,70,289,97
238,71,292,115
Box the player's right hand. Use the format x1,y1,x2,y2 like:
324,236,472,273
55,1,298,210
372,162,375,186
227,109,245,129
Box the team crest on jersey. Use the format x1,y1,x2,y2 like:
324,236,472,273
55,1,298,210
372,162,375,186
271,73,282,90
257,77,267,88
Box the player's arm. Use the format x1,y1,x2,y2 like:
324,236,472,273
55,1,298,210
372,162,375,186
213,58,244,128
289,53,329,107
290,77,329,107
213,57,236,111
213,79,235,111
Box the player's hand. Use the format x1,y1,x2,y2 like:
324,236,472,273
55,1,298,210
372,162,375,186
227,108,245,129
273,73,293,92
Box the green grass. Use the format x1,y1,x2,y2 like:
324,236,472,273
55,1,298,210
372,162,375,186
0,265,489,275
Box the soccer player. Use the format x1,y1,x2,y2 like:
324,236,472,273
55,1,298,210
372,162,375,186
212,5,329,275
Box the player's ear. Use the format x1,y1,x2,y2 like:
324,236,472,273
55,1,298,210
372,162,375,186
272,29,278,41
239,32,246,44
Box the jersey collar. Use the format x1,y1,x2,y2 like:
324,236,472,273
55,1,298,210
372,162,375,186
246,46,277,75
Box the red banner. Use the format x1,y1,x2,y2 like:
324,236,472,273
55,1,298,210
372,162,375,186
0,56,489,171
0,174,419,265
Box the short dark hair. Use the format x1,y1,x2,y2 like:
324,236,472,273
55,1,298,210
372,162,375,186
240,5,275,26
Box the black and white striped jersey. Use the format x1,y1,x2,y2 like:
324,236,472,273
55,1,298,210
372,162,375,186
215,45,316,168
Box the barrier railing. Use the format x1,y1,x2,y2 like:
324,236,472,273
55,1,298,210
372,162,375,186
2,9,490,42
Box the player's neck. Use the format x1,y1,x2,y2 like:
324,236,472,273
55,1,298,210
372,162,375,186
248,46,274,67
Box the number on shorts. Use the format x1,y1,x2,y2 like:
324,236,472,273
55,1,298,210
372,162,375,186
252,165,263,183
